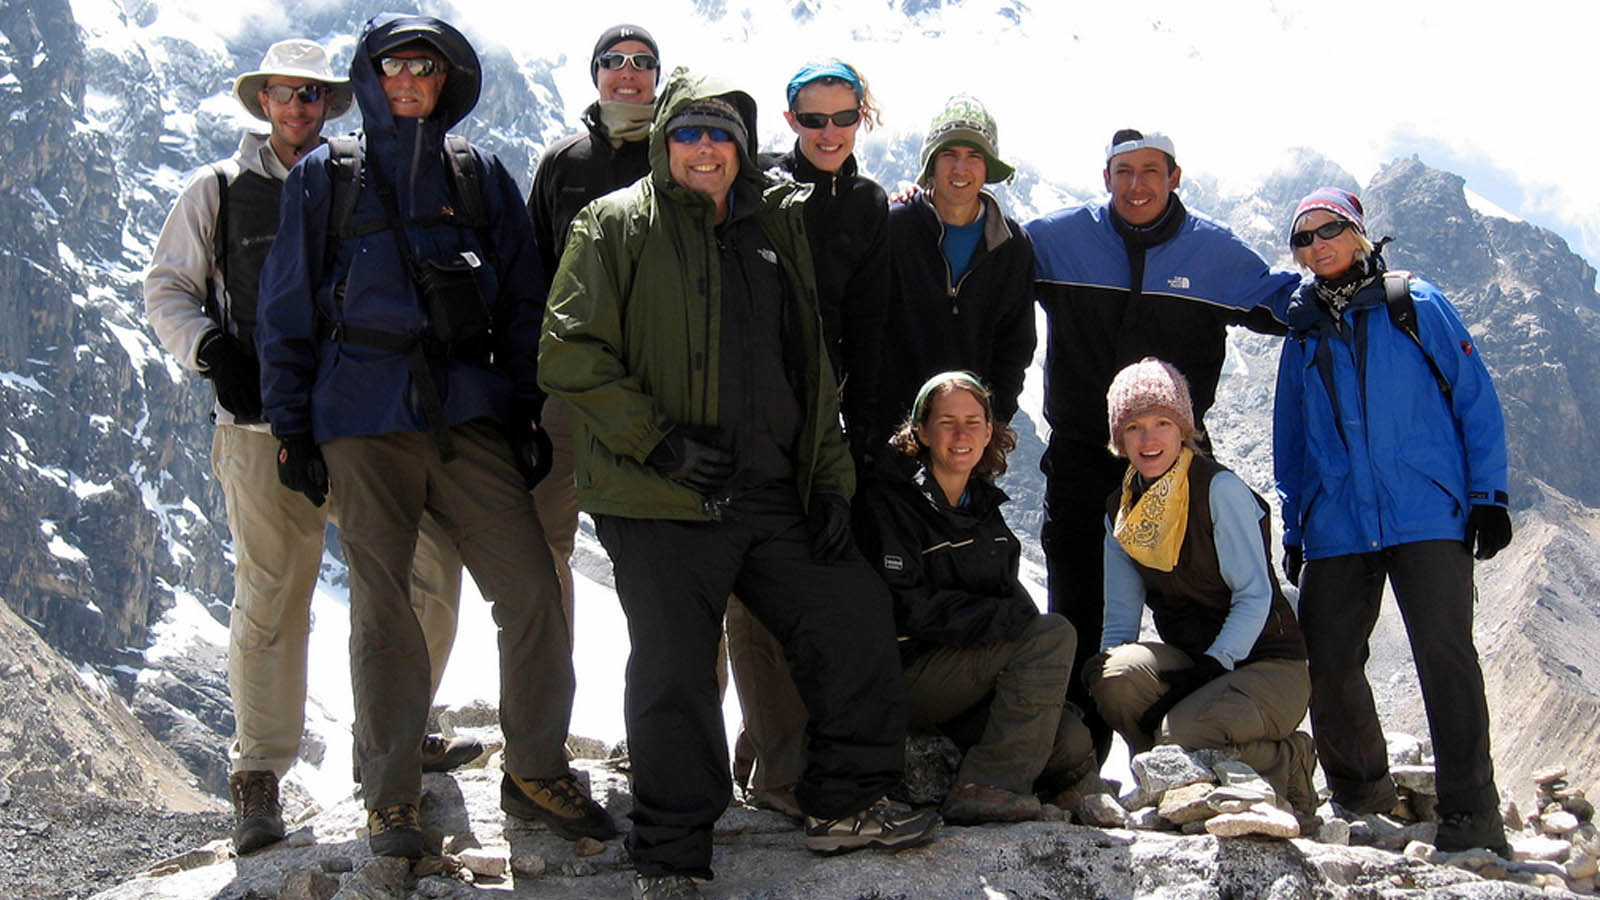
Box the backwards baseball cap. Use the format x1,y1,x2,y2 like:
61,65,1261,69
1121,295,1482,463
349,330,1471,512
233,39,354,122
918,94,1014,186
591,24,659,85
1105,129,1176,166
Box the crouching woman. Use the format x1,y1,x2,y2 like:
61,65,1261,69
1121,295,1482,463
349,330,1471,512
1086,358,1316,821
854,371,1095,824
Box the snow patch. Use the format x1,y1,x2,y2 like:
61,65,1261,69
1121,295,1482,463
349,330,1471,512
1465,187,1523,223
143,582,229,666
40,519,90,563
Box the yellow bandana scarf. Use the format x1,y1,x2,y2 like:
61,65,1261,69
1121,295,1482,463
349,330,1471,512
1113,446,1194,572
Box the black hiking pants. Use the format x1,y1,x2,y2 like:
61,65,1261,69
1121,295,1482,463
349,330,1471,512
596,483,907,879
1298,539,1498,815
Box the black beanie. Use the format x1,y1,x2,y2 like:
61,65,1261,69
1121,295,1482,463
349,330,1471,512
590,24,659,85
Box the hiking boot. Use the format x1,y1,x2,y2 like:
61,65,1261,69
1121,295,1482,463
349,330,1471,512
228,770,285,855
751,784,803,822
501,771,618,840
367,803,423,859
1282,731,1321,832
941,782,1043,825
1435,807,1510,856
1331,775,1400,817
632,873,705,899
421,733,485,773
804,796,942,854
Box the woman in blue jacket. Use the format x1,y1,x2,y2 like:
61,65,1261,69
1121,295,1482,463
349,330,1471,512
1274,187,1513,854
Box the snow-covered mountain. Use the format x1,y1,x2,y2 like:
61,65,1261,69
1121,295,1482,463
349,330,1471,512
3,0,1599,821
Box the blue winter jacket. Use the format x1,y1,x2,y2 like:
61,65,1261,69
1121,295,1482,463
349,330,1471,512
1273,274,1508,560
256,14,546,443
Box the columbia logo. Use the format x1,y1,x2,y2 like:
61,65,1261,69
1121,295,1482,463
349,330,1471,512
1167,275,1191,290
883,554,903,572
758,249,778,265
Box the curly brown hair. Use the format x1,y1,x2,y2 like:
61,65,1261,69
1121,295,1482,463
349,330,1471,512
888,374,1017,481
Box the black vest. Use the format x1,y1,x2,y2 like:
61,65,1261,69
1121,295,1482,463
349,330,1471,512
1104,453,1306,665
210,169,283,355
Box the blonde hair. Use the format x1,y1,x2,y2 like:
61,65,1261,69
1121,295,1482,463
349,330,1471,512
791,61,881,132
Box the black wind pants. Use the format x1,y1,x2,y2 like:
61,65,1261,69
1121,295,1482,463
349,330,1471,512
1298,539,1499,815
596,484,907,879
1040,439,1128,763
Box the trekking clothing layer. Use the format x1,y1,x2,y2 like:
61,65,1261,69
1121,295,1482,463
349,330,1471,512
527,101,652,289
1273,274,1508,560
760,143,890,456
257,13,548,445
880,191,1035,432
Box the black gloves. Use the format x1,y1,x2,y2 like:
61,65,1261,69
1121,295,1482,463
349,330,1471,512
1137,654,1226,735
1283,545,1303,587
276,434,328,507
505,419,554,490
196,329,262,419
806,492,854,562
1465,505,1512,560
645,425,734,495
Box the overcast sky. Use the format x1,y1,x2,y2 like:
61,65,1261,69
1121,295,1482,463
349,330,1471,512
131,0,1600,276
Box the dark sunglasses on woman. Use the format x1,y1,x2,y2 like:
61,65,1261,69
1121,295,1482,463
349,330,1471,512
792,109,861,129
1290,220,1354,248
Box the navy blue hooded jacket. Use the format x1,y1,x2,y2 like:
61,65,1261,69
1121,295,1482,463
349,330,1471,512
257,13,546,443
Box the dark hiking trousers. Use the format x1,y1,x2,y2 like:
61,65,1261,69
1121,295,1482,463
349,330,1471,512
1040,440,1127,761
595,484,907,879
1298,539,1498,815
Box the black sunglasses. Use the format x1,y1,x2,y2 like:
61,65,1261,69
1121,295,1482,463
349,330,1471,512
1290,219,1353,248
597,52,659,71
378,56,445,78
792,109,861,130
262,84,328,105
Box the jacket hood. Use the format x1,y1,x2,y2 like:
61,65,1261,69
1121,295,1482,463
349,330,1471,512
648,67,761,199
352,13,480,132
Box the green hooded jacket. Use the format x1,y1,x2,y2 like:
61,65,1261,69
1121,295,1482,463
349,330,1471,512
538,67,851,520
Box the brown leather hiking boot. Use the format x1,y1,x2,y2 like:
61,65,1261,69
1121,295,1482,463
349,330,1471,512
940,782,1043,824
367,803,423,859
501,771,618,840
228,770,285,855
804,797,943,854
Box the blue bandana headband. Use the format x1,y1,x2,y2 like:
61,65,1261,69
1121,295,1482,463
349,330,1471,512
785,60,862,108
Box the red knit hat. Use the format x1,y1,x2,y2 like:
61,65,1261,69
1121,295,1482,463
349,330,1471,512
1106,357,1196,456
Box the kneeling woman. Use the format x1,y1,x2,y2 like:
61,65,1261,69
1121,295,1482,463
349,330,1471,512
855,371,1094,824
1086,358,1316,821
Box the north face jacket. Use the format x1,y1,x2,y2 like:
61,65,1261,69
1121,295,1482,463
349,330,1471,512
1274,273,1509,560
1027,198,1298,448
256,13,546,443
537,68,849,521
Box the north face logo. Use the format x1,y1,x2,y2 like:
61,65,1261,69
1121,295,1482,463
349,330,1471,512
1167,276,1191,290
882,554,903,572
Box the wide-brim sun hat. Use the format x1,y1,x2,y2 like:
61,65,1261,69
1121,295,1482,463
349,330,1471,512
233,38,354,122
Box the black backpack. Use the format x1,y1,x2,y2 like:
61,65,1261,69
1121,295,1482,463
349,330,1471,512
1382,270,1451,400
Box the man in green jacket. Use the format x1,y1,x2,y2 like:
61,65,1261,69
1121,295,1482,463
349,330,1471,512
539,68,941,899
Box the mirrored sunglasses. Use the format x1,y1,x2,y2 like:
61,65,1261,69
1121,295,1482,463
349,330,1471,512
668,125,735,144
378,56,445,78
262,84,328,105
792,109,861,130
597,52,659,72
1290,219,1354,248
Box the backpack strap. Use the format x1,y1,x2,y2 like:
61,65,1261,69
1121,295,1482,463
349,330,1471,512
324,135,365,274
443,134,499,269
1382,270,1452,400
205,165,229,327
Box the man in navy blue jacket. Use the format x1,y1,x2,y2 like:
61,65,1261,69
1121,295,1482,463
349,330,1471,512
1025,129,1298,760
256,13,611,858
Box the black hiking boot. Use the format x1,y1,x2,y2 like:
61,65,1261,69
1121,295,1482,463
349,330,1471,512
228,769,286,855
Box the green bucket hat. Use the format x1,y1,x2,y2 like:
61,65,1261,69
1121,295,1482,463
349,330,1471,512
917,94,1014,186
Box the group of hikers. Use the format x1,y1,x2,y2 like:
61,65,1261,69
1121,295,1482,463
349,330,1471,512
142,13,1517,899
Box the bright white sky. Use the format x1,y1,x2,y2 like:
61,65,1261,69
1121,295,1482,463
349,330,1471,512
134,0,1600,275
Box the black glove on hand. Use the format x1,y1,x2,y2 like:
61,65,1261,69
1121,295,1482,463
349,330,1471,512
1136,654,1227,735
276,434,328,508
806,492,854,562
506,420,554,490
645,425,734,495
1465,505,1512,560
196,330,262,419
1283,545,1303,587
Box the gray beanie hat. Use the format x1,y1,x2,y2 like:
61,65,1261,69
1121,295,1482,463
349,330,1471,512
233,39,353,122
